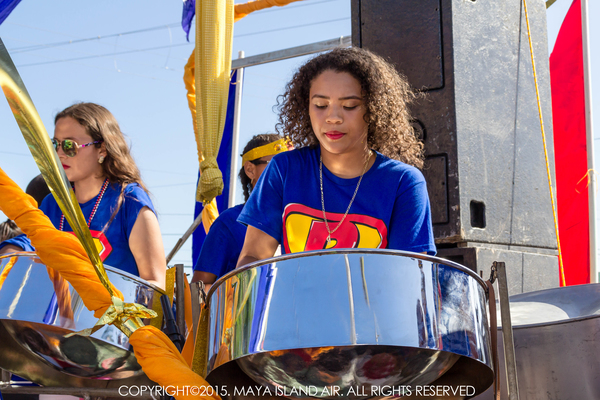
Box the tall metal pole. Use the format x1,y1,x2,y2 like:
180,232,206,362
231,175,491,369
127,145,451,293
581,0,597,283
228,51,245,207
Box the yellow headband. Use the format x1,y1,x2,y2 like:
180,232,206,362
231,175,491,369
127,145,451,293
242,138,290,164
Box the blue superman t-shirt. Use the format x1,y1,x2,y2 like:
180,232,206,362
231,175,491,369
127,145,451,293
193,203,246,279
238,147,436,255
38,182,154,276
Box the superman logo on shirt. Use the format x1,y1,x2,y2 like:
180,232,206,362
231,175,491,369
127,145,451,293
66,230,113,261
282,203,388,253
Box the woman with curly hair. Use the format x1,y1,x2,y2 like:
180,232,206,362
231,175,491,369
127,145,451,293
237,47,435,267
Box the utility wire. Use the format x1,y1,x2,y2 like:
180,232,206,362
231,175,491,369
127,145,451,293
10,22,181,53
0,151,30,157
15,17,348,68
236,17,349,38
17,42,193,67
8,0,343,54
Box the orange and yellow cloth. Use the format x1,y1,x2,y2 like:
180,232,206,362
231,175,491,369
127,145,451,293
0,167,120,318
0,166,218,400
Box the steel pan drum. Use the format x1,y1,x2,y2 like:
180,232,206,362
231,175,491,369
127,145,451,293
205,250,494,399
0,253,164,387
478,283,600,400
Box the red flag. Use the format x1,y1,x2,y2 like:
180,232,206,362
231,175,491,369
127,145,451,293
551,0,589,285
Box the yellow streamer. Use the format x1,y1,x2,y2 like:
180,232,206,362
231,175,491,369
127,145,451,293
67,296,157,338
184,51,220,231
522,0,565,286
187,0,301,206
194,0,234,204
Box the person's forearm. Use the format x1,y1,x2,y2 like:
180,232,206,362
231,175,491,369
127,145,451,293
145,278,165,290
236,226,279,268
236,254,261,269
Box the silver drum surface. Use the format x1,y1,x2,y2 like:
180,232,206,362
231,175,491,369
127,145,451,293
205,250,494,399
0,253,164,387
478,283,600,400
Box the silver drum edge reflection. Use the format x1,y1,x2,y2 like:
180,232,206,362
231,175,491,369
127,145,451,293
205,249,494,398
0,252,165,387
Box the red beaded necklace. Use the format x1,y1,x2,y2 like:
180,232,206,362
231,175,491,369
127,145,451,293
59,178,110,231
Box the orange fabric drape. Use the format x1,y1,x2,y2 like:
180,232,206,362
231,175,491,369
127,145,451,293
130,326,220,400
234,0,303,21
0,167,122,318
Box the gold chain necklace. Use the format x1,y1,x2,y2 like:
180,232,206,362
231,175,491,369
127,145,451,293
319,150,372,246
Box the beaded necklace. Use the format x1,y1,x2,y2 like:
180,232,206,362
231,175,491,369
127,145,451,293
59,178,110,231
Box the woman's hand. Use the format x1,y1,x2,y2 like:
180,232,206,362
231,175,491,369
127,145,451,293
129,206,166,289
236,226,279,269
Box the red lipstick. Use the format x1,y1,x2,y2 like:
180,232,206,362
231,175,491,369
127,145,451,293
325,131,344,140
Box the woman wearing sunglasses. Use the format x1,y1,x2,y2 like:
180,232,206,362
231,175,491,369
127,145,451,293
26,103,165,288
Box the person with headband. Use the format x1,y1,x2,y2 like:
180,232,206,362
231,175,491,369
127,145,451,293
236,47,436,268
191,134,289,289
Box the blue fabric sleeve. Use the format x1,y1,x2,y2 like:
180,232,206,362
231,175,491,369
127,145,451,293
122,184,155,240
0,233,35,252
194,219,235,276
238,156,285,242
388,169,436,255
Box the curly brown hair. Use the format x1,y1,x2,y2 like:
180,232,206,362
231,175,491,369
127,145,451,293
276,47,424,169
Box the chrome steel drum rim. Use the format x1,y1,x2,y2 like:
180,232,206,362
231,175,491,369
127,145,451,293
500,283,600,329
0,251,166,296
208,248,488,299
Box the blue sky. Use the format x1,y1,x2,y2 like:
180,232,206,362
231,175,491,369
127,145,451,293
0,0,596,267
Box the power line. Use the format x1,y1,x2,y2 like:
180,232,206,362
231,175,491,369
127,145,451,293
15,17,349,68
236,17,349,38
9,22,181,53
0,151,31,157
8,0,344,55
160,213,194,216
17,42,193,68
143,168,198,177
152,182,197,189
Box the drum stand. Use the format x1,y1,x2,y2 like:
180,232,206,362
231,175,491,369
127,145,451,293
490,261,520,400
